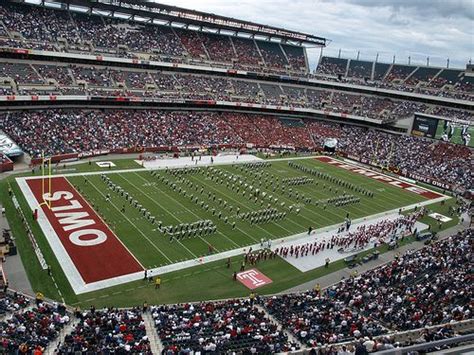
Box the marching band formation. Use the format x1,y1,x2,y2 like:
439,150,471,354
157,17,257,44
99,158,394,247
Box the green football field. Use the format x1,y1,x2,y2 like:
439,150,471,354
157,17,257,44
66,158,426,269
435,120,473,147
3,155,459,307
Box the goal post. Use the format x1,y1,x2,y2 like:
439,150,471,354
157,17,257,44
39,151,52,210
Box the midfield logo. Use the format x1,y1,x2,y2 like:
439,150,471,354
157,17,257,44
237,269,272,289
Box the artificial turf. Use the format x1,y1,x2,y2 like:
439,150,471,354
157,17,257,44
2,155,458,307
67,158,426,268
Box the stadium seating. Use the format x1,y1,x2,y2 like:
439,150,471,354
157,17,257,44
316,57,348,76
232,37,262,68
57,307,151,354
0,301,69,353
202,33,235,63
282,44,307,71
152,299,298,353
0,2,308,74
256,41,289,69
428,69,463,88
347,59,373,79
404,66,442,86
385,64,417,82
0,110,471,189
0,87,13,95
262,229,472,347
0,0,472,102
316,56,473,100
0,223,469,354
0,63,42,84
34,65,74,86
2,61,471,123
331,124,472,189
0,2,472,355
372,62,391,81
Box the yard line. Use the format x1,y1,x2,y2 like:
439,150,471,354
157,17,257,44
186,172,299,235
221,165,341,227
82,175,174,264
163,173,277,240
117,173,210,256
276,162,407,216
297,159,421,208
133,172,243,247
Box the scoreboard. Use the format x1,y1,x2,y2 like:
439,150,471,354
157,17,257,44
411,115,438,138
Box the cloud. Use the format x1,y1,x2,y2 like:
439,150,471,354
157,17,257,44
153,0,473,69
338,0,474,20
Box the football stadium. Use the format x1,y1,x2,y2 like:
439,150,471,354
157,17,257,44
0,0,472,353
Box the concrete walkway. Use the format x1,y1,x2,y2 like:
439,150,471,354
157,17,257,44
2,252,34,296
44,321,74,354
0,201,34,296
283,215,470,294
143,312,162,355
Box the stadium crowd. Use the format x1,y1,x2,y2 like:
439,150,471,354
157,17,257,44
327,124,473,190
0,0,472,105
0,61,471,123
0,300,69,354
315,56,473,100
0,229,469,354
1,110,471,190
57,307,151,354
261,228,472,348
151,299,298,354
0,2,306,74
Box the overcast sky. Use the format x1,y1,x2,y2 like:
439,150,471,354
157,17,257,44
154,0,473,70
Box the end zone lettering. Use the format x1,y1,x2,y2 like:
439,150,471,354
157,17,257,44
42,191,107,247
25,177,142,284
315,157,442,200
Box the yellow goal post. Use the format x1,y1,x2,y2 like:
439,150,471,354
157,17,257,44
38,151,52,210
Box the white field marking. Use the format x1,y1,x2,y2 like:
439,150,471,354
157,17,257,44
428,213,452,223
184,172,297,237
117,172,205,256
315,157,447,200
288,176,405,221
137,153,261,169
67,178,146,270
231,161,420,228
15,156,451,294
177,175,276,244
15,177,146,294
20,153,453,203
74,195,453,295
21,155,317,180
291,160,425,213
196,168,329,232
96,161,116,168
83,175,175,264
133,171,241,248
124,195,450,283
277,214,429,272
50,276,65,304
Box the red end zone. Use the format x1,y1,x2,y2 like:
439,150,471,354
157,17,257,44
315,156,443,199
25,177,143,284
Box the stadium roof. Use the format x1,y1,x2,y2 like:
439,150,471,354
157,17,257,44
25,0,327,46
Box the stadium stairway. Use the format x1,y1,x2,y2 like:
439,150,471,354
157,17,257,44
255,304,303,349
0,200,34,295
143,311,162,354
44,320,75,354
